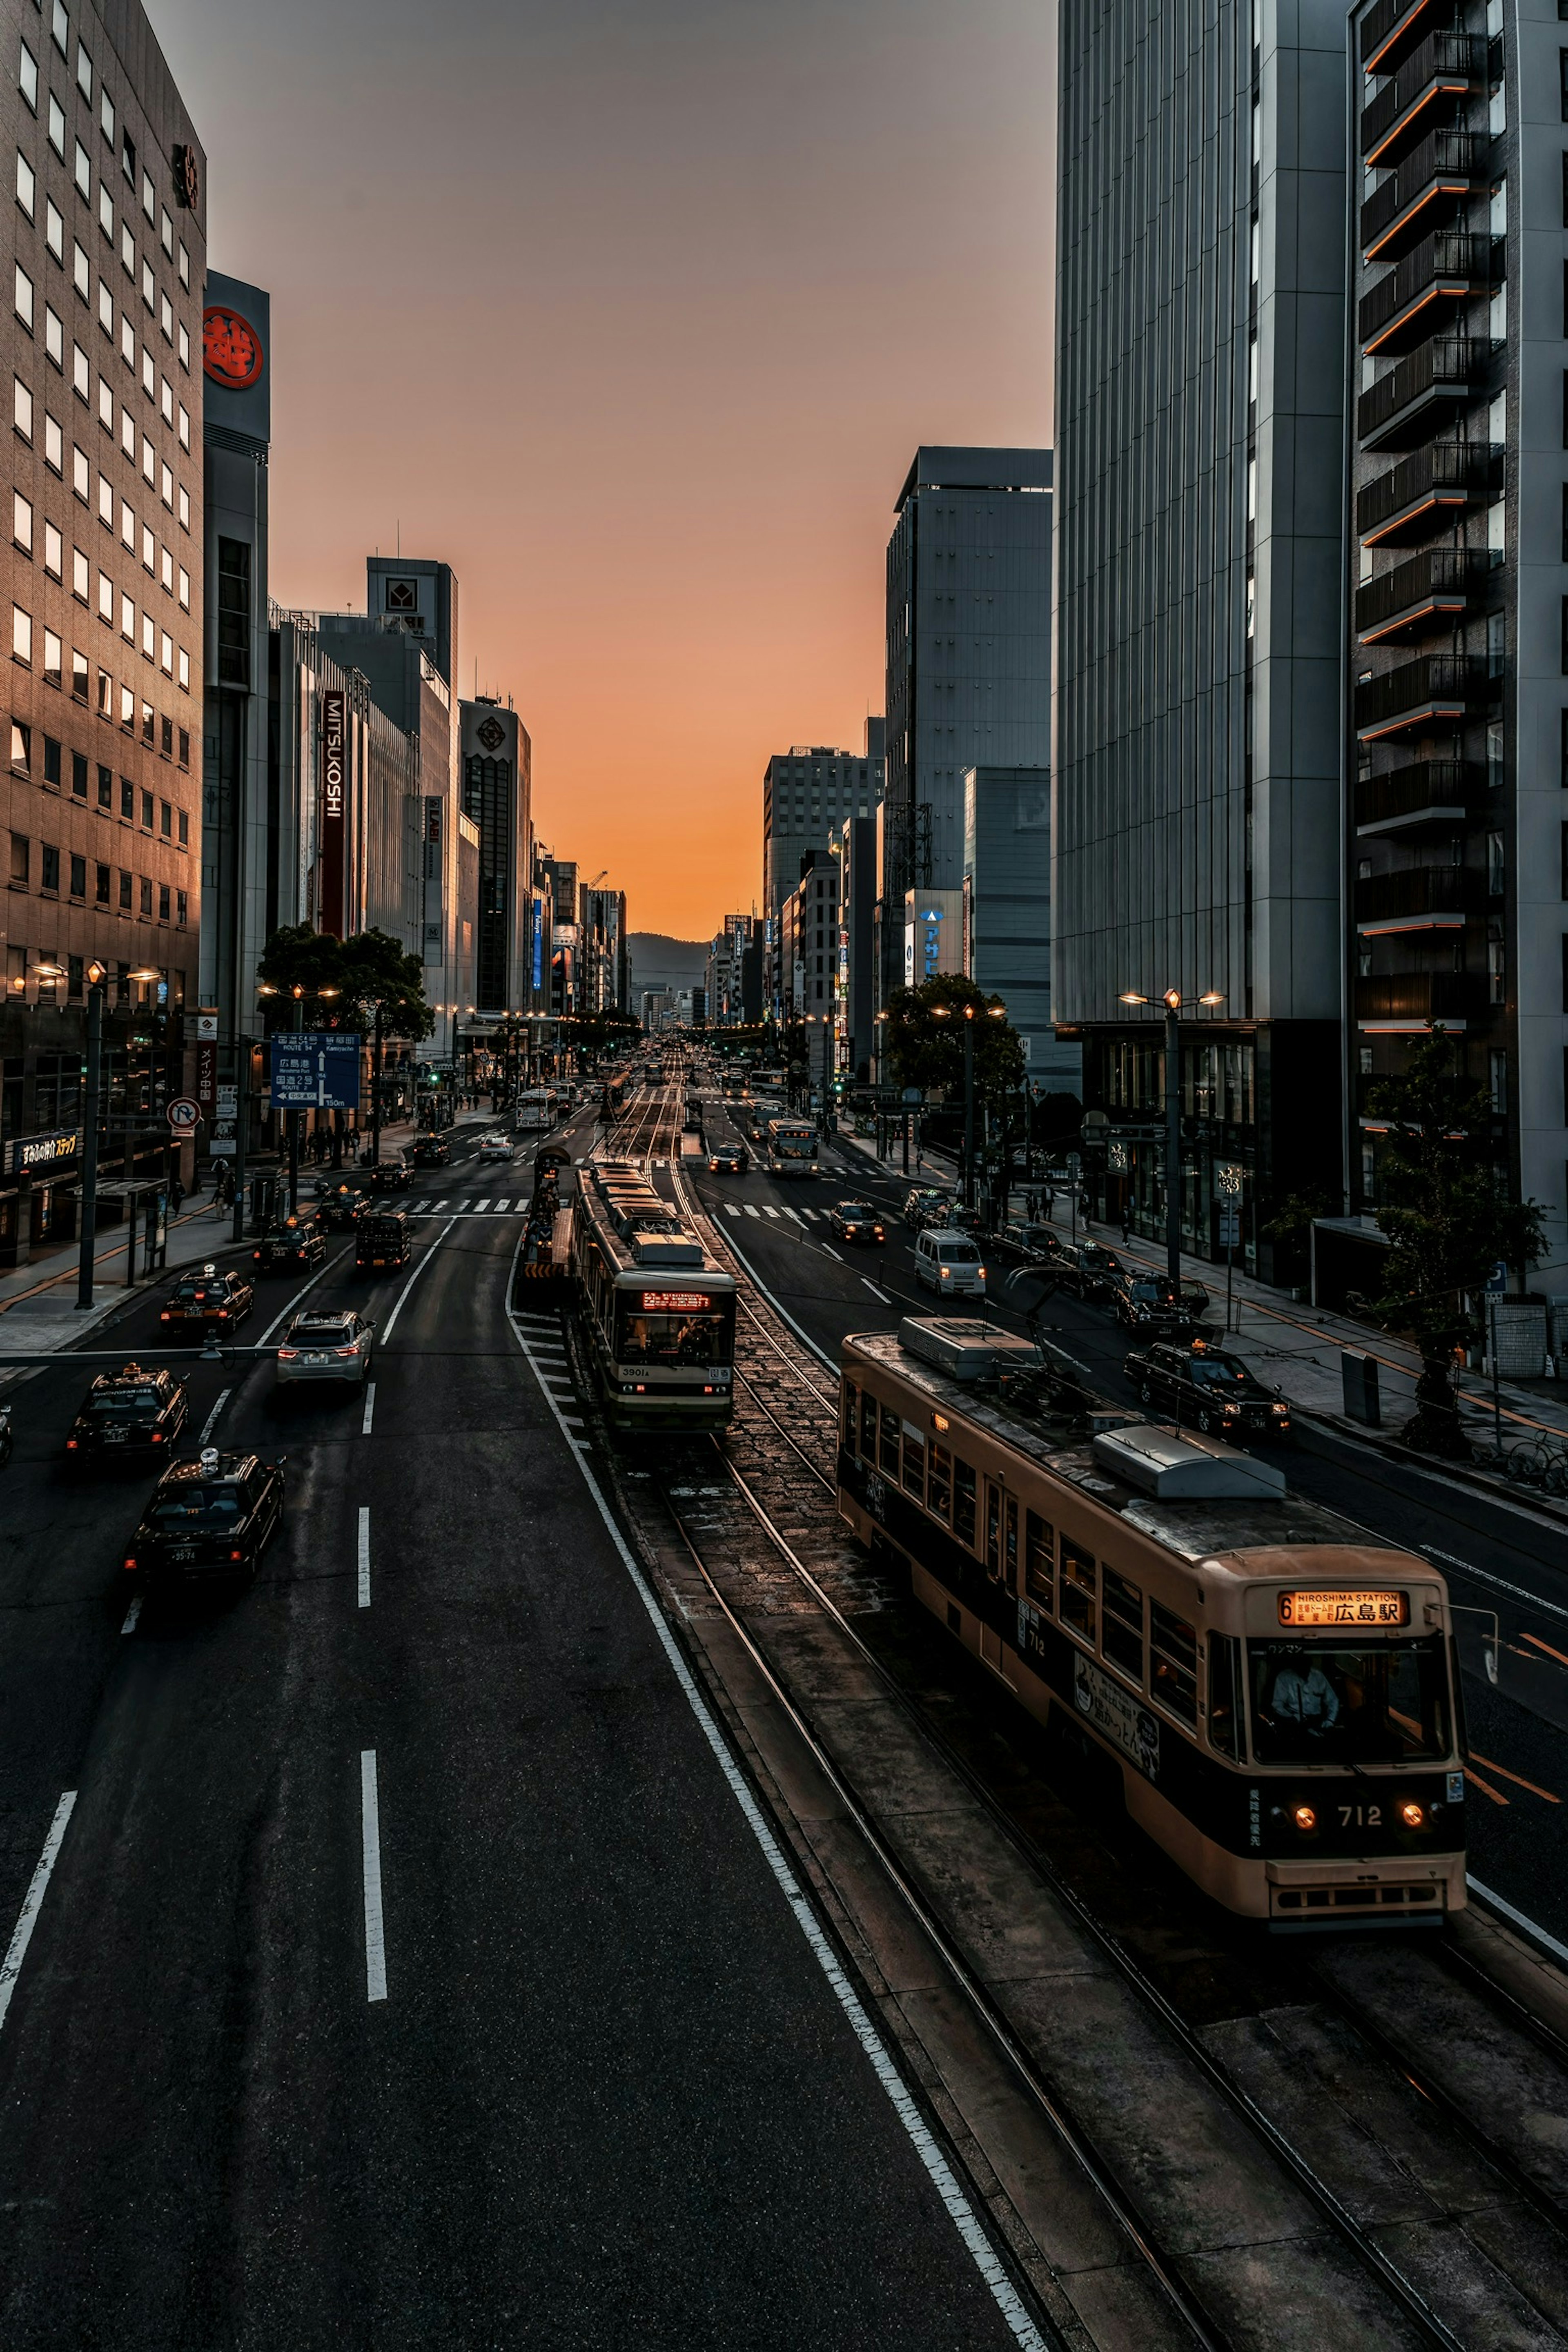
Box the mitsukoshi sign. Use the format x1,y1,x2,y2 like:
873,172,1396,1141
321,689,346,938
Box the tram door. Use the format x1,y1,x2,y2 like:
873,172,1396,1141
983,1483,1019,1593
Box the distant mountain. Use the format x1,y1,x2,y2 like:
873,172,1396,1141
627,932,708,998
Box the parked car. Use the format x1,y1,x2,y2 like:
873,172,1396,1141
122,1447,285,1590
1111,1270,1210,1336
1050,1238,1123,1301
413,1136,451,1168
913,1228,987,1298
66,1361,188,1458
998,1221,1061,1266
708,1141,748,1174
1124,1338,1290,1440
826,1199,885,1244
275,1308,376,1386
158,1264,254,1333
252,1216,326,1275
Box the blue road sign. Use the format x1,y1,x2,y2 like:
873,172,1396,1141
270,1034,361,1111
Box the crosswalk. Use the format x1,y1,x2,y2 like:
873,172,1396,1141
403,1196,530,1216
724,1203,820,1224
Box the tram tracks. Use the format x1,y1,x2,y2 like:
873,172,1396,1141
610,1162,1568,2352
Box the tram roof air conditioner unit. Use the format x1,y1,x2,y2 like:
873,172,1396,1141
630,1229,704,1268
1091,1424,1286,1500
898,1317,1037,1381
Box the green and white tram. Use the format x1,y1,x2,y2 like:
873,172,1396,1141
570,1162,737,1432
837,1319,1468,1926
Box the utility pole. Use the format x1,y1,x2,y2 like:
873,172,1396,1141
962,1007,976,1211
1164,994,1181,1287
75,961,107,1309
289,984,304,1216
367,1000,385,1165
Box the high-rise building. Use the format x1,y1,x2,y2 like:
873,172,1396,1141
0,6,205,1263
835,815,878,1082
1052,0,1344,1282
963,766,1080,1095
881,448,1051,1012
458,697,531,1014
1346,0,1565,1283
762,718,882,948
579,882,628,1014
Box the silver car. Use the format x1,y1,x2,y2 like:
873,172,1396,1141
275,1309,376,1385
478,1133,515,1164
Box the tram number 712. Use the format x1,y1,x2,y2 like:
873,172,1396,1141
1339,1803,1382,1828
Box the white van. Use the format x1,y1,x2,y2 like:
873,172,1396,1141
913,1229,987,1297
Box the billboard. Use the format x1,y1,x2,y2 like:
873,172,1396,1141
270,1034,362,1111
321,689,346,938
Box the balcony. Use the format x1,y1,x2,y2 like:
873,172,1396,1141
1357,337,1486,452
1361,131,1487,264
1355,548,1490,645
1356,440,1500,547
1361,33,1486,167
1354,759,1486,836
1360,232,1496,357
1354,653,1489,742
1355,971,1482,1029
1361,0,1459,75
1354,865,1484,934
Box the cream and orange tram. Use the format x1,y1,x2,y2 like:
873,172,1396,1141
837,1320,1468,1925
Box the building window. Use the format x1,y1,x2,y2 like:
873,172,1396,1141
177,806,187,844
139,787,152,830
41,628,59,686
43,521,60,576
15,149,33,219
18,40,36,111
117,867,129,908
13,377,31,440
119,775,131,819
137,875,150,917
9,833,27,886
93,860,107,902
217,536,250,688
96,762,109,808
176,727,188,768
47,96,62,160
39,843,58,893
14,263,32,331
42,735,58,785
11,490,30,552
70,748,85,796
11,605,30,664
175,887,185,927
69,852,84,898
157,880,168,922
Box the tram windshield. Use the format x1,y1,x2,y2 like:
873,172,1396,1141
1247,1637,1449,1764
617,1304,732,1367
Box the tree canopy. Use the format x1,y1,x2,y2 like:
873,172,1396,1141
256,926,434,1043
1359,1026,1545,1455
879,974,1026,1098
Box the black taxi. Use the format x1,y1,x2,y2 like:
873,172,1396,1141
413,1135,451,1169
158,1263,254,1332
1123,1337,1292,1441
253,1216,327,1274
315,1183,371,1232
122,1448,285,1586
66,1361,188,1458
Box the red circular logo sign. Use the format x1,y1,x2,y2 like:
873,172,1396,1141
203,305,263,389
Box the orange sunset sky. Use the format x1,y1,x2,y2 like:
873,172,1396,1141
150,0,1055,942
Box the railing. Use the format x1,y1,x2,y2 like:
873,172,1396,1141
1356,440,1500,539
1354,866,1484,923
1357,337,1480,444
1354,972,1482,1022
1359,231,1495,345
1360,33,1485,160
1353,653,1487,733
1359,0,1455,74
1360,129,1486,254
1354,760,1485,830
1354,547,1486,635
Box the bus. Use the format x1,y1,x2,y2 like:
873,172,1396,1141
513,1088,556,1134
836,1317,1467,1927
764,1118,819,1176
570,1160,737,1432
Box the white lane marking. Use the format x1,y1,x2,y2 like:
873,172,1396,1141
1419,1544,1568,1628
1467,1875,1568,1969
762,1206,780,1220
493,1196,510,1211
381,1218,457,1341
724,1204,741,1218
360,1751,388,2003
0,1791,77,2037
197,1387,232,1446
362,1381,376,1437
451,1198,470,1213
358,1506,372,1608
801,1207,821,1220
474,1198,491,1212
823,1245,844,1263
258,1247,348,1346
862,1278,892,1303
120,1594,142,1635
500,1265,1042,2350
744,1204,761,1219
782,1208,804,1225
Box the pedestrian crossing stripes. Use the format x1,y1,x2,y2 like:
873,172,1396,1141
404,1197,528,1216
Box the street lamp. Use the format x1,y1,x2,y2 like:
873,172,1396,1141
931,999,1007,1210
1118,987,1225,1284
363,997,385,1167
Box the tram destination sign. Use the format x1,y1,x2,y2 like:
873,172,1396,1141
639,1290,709,1312
1277,1588,1409,1628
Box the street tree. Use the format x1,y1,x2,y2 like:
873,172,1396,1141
1359,1026,1545,1457
256,926,434,1042
880,974,1025,1098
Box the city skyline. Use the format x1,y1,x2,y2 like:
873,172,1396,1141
146,0,1054,939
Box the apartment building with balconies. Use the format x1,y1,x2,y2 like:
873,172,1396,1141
1348,0,1568,1272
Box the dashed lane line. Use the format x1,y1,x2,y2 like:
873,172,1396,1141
0,1792,77,2038
197,1387,231,1446
360,1751,388,2003
358,1506,371,1608
381,1219,457,1342
362,1381,375,1437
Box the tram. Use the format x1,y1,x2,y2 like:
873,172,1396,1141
570,1160,737,1431
836,1319,1468,1926
764,1118,819,1176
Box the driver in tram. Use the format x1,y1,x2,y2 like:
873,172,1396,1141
1268,1647,1341,1739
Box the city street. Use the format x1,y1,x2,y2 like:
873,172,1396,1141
682,1098,1568,1953
0,1119,1018,2350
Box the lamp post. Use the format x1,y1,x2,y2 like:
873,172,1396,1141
931,999,1007,1210
74,959,107,1309
364,998,385,1165
1118,986,1225,1285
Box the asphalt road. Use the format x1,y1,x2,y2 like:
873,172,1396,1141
684,1092,1568,1951
0,1113,1019,2350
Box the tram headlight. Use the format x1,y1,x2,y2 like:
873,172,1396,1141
1292,1804,1316,1832
1399,1800,1425,1829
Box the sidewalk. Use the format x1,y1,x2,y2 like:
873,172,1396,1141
832,1123,1568,1475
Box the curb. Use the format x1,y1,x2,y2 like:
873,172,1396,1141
1296,1405,1568,1526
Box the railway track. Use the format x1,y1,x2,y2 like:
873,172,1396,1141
591,1155,1568,2352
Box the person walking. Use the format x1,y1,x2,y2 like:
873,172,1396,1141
1120,1201,1132,1247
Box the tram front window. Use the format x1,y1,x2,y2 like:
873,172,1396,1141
1247,1637,1449,1764
618,1307,729,1367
